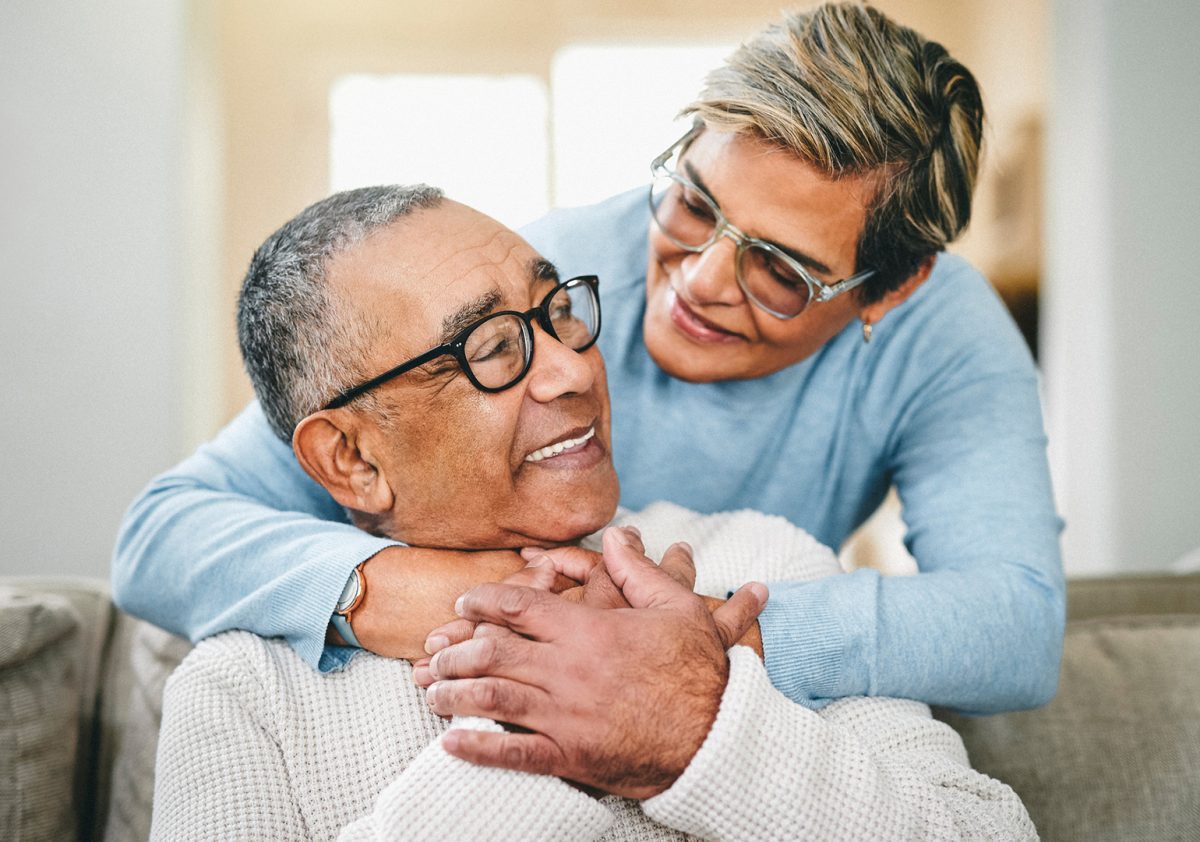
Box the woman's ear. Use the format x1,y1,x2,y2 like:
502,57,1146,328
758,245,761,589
292,410,395,515
859,254,936,327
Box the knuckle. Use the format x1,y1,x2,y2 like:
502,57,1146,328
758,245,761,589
472,678,504,712
498,586,538,619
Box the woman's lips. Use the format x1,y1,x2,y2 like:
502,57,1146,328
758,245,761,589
668,289,743,344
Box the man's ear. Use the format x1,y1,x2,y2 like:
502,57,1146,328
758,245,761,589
292,410,395,515
858,254,936,327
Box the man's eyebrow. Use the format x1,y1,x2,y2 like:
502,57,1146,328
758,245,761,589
439,290,502,344
682,161,834,277
529,257,560,285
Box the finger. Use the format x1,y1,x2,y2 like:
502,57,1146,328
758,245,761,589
454,583,570,639
425,676,547,727
412,658,433,688
441,728,566,779
711,582,768,649
424,618,477,655
658,542,698,591
580,562,630,609
428,634,539,682
472,621,518,639
502,556,559,591
620,524,645,555
601,527,691,611
521,546,603,582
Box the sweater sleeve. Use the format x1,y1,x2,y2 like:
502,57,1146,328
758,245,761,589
111,402,398,671
151,644,613,841
642,646,1037,841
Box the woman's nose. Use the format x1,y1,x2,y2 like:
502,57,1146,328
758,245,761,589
677,234,746,307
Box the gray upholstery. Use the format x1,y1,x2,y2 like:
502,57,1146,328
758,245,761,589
939,575,1200,842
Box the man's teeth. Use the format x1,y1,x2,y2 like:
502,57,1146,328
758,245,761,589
524,427,595,463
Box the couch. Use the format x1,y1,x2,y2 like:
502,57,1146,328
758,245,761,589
2,572,1198,841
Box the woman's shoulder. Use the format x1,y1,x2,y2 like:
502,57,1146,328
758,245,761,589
519,188,649,295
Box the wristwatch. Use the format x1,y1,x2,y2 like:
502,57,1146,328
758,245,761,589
331,563,366,648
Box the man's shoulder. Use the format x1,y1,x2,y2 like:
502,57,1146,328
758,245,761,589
612,503,842,588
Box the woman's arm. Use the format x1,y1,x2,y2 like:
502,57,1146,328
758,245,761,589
112,402,527,668
759,279,1065,714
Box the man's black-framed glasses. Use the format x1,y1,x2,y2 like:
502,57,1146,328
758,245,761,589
324,275,601,409
649,125,874,320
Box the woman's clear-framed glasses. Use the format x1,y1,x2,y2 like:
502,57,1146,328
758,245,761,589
324,275,601,409
649,125,874,319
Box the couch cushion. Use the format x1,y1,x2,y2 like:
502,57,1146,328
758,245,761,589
940,614,1200,842
100,618,192,842
0,588,85,842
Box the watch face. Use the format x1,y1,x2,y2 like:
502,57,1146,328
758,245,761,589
336,568,361,614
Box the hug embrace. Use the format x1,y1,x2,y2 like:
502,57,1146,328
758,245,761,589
116,3,1060,839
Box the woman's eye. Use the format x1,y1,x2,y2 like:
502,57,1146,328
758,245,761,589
681,189,716,221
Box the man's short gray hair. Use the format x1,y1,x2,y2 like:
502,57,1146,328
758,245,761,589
237,184,444,442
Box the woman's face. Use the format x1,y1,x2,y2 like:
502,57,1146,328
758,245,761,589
643,128,877,382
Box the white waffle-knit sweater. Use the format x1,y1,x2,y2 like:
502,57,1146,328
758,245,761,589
151,503,1037,840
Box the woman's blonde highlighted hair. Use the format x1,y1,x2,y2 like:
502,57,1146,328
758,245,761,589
685,2,984,303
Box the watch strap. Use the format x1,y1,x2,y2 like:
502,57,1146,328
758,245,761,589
330,611,362,648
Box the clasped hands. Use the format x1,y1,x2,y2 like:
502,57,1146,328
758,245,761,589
412,526,767,799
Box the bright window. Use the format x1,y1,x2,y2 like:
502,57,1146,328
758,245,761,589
328,44,733,228
329,74,550,228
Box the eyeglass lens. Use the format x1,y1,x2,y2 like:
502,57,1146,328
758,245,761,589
462,281,599,389
650,174,813,317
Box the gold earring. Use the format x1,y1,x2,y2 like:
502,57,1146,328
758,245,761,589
862,320,873,344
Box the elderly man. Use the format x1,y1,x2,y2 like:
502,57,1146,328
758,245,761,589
151,185,1034,840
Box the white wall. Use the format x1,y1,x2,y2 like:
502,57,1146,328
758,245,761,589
1045,0,1200,575
0,1,189,579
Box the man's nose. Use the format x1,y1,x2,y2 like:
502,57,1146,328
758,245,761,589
677,233,745,307
524,323,596,403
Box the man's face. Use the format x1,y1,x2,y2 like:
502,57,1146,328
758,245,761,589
644,129,876,382
326,201,618,549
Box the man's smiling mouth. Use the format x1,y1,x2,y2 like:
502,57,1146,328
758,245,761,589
524,426,596,463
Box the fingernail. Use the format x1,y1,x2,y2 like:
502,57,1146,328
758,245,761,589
454,595,465,616
412,663,432,686
424,635,449,655
520,547,540,560
610,526,632,547
425,682,439,706
676,541,694,558
749,582,769,604
625,525,641,538
428,651,441,677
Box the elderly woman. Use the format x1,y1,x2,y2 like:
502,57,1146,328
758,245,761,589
114,2,1062,716
150,186,1035,839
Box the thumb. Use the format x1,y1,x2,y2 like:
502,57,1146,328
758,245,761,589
711,582,768,649
602,527,690,610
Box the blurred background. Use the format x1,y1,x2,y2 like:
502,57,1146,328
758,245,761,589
1,0,1197,581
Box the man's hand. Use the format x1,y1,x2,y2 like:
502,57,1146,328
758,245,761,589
422,526,767,798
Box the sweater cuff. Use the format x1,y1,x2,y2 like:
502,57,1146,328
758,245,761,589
758,571,878,703
290,537,401,673
642,647,810,838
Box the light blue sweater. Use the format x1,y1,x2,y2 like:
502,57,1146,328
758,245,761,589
112,189,1064,713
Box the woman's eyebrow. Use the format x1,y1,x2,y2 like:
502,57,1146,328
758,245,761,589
682,161,833,276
